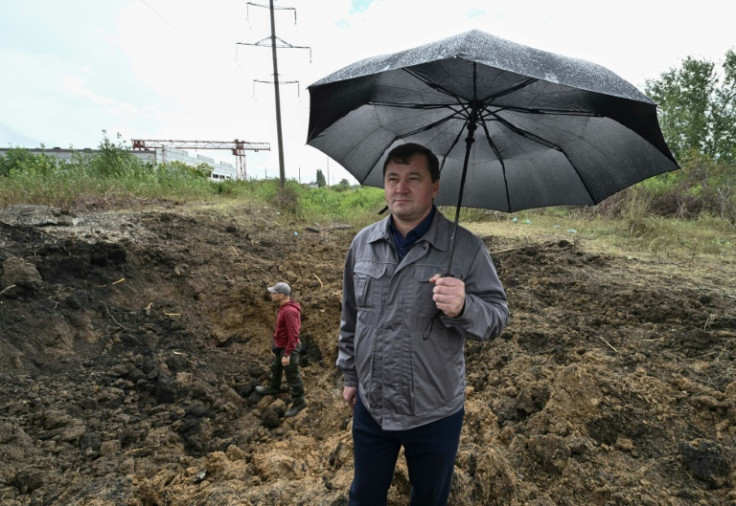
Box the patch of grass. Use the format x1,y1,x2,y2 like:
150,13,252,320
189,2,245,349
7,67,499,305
297,185,385,226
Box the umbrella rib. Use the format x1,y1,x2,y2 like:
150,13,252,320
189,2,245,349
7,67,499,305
499,105,600,117
484,109,599,204
367,98,469,139
488,111,561,151
353,109,467,186
436,117,470,176
394,112,465,139
385,102,472,173
479,78,538,102
477,115,512,212
369,100,464,111
403,68,539,106
403,68,467,103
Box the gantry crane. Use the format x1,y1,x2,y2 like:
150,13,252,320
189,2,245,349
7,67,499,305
131,139,271,180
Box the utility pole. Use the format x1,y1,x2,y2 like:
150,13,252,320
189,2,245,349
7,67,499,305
237,1,310,188
268,0,285,186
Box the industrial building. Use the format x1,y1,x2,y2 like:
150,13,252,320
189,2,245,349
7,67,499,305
0,145,238,181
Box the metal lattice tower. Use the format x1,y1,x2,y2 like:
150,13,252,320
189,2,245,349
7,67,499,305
131,139,270,180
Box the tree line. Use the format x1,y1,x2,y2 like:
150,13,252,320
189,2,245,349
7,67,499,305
638,49,736,224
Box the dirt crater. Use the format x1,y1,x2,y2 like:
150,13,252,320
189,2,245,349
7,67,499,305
1,203,734,505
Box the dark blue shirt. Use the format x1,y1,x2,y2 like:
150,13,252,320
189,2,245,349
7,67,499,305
390,206,436,260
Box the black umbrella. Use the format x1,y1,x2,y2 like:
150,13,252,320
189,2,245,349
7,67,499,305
306,30,678,269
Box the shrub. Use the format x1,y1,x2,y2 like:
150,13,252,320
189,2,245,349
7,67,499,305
90,132,145,178
0,148,57,178
274,183,301,215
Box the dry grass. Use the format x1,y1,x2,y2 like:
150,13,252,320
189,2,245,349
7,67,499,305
465,212,736,297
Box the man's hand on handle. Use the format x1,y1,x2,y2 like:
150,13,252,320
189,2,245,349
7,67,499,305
429,274,466,318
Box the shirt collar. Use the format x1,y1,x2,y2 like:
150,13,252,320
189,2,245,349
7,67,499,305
389,206,436,259
367,206,449,253
389,206,435,238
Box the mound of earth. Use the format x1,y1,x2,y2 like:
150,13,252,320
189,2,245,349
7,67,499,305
0,202,734,505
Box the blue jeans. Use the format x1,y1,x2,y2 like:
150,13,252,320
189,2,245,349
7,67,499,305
349,394,464,506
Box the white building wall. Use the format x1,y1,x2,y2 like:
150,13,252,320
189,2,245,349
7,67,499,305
0,147,239,178
210,161,237,181
0,147,157,164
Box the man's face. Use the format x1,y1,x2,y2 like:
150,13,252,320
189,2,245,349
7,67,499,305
270,292,284,303
384,154,439,227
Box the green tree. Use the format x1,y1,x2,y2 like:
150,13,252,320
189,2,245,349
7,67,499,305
711,50,736,162
0,148,55,177
316,169,327,187
92,131,142,177
646,50,736,163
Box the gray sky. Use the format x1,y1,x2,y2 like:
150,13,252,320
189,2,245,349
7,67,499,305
1,0,734,184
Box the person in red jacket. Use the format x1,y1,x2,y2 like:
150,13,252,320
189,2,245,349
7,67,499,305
256,282,306,417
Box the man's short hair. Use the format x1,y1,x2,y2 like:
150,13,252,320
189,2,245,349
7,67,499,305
383,143,440,182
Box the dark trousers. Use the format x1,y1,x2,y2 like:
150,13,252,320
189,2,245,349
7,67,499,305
349,394,464,506
268,343,304,401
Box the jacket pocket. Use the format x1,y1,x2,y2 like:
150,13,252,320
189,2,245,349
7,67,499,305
410,264,443,321
354,261,390,311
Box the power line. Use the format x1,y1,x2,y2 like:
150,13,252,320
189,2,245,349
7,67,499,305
137,0,182,35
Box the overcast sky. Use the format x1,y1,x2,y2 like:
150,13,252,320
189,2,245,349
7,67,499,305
1,0,734,184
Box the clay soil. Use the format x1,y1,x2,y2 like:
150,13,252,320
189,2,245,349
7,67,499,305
1,202,734,505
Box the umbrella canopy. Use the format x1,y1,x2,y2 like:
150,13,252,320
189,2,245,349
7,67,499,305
306,29,679,213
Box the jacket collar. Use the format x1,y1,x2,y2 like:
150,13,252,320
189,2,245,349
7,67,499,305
367,207,450,253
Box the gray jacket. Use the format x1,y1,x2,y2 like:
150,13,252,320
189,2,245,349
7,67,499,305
338,210,509,430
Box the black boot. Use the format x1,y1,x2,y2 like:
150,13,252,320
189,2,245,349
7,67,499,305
284,398,307,417
255,385,279,395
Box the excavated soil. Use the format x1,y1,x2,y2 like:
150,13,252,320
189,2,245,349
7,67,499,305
0,202,734,505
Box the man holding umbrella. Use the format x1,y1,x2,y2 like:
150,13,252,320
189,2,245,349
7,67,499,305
312,29,677,504
338,143,509,505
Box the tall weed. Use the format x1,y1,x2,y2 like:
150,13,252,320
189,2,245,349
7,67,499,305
618,187,655,238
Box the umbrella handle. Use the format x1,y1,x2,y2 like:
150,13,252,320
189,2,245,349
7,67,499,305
445,102,479,276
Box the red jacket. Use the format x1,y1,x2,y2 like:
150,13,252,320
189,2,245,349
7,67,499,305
273,299,301,356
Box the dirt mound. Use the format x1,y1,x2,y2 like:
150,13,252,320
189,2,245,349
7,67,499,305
1,203,734,505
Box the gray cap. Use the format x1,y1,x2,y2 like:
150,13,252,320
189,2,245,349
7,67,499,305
267,282,291,295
